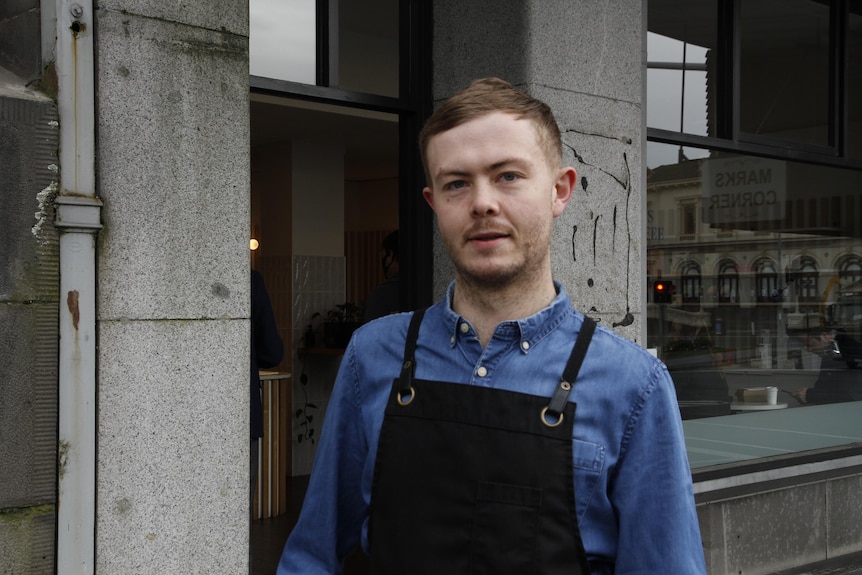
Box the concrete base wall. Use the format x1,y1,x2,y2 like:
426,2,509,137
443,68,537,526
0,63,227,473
0,80,59,575
699,471,862,575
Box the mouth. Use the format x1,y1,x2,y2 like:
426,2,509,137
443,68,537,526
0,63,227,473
467,230,510,247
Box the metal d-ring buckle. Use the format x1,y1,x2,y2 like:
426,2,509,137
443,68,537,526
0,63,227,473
397,360,416,406
540,406,564,427
397,386,415,406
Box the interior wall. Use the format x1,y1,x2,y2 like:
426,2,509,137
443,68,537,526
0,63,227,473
251,142,293,373
344,178,398,231
345,178,399,306
289,141,348,475
292,141,345,256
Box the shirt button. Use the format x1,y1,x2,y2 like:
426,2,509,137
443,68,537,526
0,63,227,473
450,335,455,345
521,341,530,351
460,322,470,334
476,366,488,377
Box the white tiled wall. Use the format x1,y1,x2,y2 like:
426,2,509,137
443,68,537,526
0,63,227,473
291,255,346,475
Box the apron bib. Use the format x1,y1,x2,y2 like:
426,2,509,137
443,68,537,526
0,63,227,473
369,310,596,575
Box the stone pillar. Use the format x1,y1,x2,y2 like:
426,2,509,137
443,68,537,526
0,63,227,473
430,0,646,343
94,1,252,571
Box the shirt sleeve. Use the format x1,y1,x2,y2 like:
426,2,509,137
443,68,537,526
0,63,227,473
609,361,708,574
277,343,368,574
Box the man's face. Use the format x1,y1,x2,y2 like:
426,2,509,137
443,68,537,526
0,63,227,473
422,112,575,290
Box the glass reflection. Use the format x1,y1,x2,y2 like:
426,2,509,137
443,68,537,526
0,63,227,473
647,35,710,136
250,0,316,83
740,0,830,146
848,7,862,162
646,0,717,137
647,142,862,418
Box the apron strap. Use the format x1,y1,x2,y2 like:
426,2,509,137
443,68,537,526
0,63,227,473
397,309,426,403
544,316,597,425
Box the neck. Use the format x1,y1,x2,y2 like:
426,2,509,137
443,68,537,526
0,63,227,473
452,273,557,347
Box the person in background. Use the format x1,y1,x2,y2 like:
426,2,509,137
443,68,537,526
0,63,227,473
277,78,706,574
250,269,283,511
363,230,400,323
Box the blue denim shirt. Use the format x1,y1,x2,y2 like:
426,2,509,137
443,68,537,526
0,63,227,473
278,283,707,574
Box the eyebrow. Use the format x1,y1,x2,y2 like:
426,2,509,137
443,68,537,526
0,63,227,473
433,157,533,180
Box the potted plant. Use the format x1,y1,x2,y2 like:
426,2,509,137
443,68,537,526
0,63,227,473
295,366,317,444
322,302,363,348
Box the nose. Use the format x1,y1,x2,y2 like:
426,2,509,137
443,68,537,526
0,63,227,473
470,181,500,217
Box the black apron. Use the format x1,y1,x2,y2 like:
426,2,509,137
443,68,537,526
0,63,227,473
369,310,597,575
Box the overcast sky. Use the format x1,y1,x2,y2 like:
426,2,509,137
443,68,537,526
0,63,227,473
249,0,315,83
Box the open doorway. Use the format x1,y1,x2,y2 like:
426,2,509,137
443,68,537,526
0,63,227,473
248,93,398,574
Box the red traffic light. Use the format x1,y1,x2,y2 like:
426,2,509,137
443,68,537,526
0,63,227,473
653,280,674,303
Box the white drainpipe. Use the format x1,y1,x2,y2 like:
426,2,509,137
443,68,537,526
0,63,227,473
52,0,101,572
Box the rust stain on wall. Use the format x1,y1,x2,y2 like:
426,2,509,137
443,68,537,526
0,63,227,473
67,290,80,330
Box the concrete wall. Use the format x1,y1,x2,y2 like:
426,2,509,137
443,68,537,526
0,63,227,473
430,0,646,344
94,0,251,570
697,468,862,575
0,70,59,575
0,0,42,80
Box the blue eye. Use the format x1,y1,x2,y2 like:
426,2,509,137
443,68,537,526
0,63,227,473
500,173,519,182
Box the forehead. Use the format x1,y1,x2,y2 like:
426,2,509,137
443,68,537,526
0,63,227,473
425,112,547,172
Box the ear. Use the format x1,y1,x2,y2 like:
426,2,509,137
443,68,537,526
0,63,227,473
552,166,577,217
422,186,436,211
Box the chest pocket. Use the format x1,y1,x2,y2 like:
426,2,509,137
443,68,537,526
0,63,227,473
572,438,604,522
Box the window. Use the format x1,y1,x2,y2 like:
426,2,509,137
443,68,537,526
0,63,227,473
681,200,698,236
739,0,831,148
646,0,718,137
249,0,400,97
717,259,738,304
250,0,316,84
681,261,703,305
248,0,433,340
754,258,778,302
648,0,862,473
839,255,862,286
648,0,861,163
796,257,820,312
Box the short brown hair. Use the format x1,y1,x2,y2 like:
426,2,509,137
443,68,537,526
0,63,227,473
418,77,563,179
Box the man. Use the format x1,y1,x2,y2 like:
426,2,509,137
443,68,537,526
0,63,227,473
278,78,706,574
363,230,400,323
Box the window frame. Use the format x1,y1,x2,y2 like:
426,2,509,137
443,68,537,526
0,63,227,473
647,0,862,172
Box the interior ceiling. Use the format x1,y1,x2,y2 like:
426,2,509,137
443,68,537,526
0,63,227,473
250,98,399,183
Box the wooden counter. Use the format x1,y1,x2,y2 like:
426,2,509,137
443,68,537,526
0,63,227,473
255,371,292,520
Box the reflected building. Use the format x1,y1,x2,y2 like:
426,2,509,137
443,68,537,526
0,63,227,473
646,153,862,417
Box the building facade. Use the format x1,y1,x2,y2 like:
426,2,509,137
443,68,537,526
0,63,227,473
1,0,860,573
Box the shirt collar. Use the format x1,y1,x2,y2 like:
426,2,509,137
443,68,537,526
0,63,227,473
441,281,573,350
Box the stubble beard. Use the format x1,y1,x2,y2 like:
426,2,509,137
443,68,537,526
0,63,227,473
448,229,552,297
